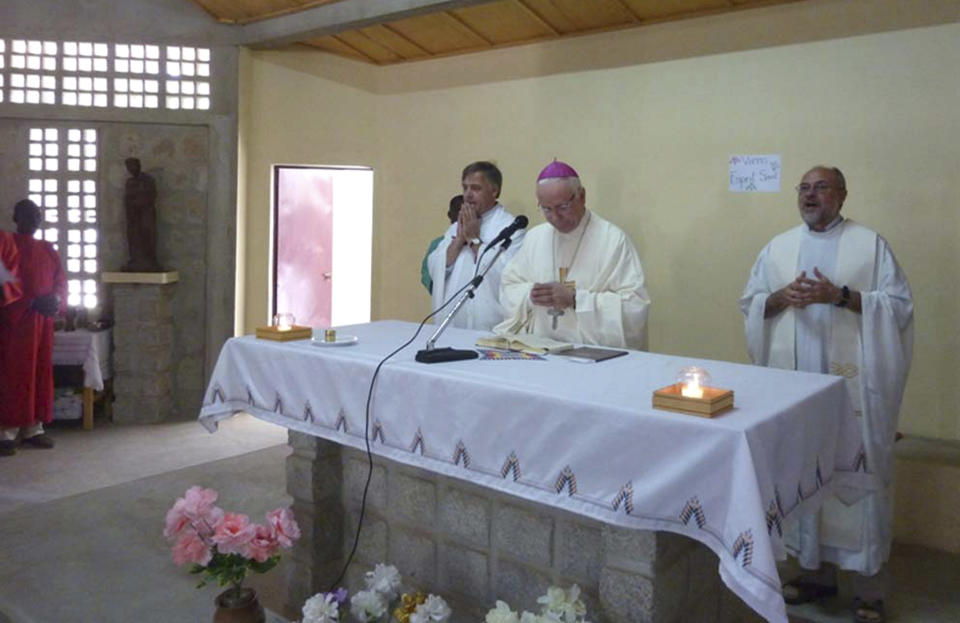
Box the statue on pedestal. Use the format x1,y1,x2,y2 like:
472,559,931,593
122,157,162,272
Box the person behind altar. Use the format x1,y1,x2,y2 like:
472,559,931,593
420,194,462,294
0,200,67,457
495,160,650,350
740,166,913,623
426,161,524,330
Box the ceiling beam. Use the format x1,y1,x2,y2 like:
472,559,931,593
239,0,498,48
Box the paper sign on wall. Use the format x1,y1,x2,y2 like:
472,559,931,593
729,155,781,192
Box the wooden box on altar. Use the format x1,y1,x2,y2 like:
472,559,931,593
652,384,734,417
255,325,312,341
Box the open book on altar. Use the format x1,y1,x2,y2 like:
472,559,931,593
475,333,574,354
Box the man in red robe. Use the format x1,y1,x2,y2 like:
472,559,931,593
0,200,66,456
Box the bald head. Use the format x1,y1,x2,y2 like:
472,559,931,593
796,166,847,231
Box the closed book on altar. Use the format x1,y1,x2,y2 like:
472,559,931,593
553,346,629,362
475,333,574,354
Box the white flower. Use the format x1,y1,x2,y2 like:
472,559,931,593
349,589,387,622
485,601,520,623
410,595,452,623
364,563,402,599
519,612,544,623
537,585,586,623
301,592,340,623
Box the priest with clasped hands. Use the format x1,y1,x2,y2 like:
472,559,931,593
740,166,913,623
426,161,524,330
495,160,650,349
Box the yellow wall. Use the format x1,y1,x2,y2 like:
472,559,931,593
240,5,960,440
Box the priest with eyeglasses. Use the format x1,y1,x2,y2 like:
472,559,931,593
495,160,650,349
740,165,913,623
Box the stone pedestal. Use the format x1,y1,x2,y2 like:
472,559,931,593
103,271,179,424
283,431,763,623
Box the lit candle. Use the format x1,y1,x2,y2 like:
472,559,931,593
681,377,704,399
274,313,294,332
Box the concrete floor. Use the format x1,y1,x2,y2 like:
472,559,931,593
0,414,294,622
0,414,957,622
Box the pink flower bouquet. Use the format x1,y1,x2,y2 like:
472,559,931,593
164,486,300,602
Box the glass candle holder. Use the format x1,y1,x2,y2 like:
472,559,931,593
677,366,710,399
273,313,295,331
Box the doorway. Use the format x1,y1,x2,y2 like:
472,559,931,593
271,165,372,328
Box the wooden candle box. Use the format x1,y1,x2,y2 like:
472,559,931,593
255,325,312,341
652,384,734,417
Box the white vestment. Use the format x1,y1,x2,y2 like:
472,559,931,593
427,204,523,330
740,218,913,574
495,210,650,350
0,262,12,284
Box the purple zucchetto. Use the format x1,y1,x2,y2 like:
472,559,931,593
537,159,579,181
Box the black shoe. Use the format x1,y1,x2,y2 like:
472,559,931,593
21,433,55,449
853,598,885,623
0,440,17,456
782,579,838,605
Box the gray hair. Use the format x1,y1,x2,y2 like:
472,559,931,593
537,176,581,193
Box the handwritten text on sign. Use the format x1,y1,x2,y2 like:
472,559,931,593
729,155,781,192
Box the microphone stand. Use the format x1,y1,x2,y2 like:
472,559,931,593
415,240,513,363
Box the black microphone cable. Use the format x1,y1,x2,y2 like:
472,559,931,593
327,275,478,590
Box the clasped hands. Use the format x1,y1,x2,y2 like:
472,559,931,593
775,267,842,309
446,206,483,267
530,282,575,309
455,206,481,246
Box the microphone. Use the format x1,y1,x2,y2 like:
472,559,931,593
484,215,528,251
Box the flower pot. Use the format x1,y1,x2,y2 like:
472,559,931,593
213,587,265,623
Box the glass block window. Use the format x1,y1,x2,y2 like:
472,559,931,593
114,76,159,109
62,41,109,73
164,46,211,110
28,127,100,309
1,40,210,111
9,40,57,104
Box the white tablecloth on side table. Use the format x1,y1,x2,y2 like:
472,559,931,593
52,328,112,391
200,320,862,623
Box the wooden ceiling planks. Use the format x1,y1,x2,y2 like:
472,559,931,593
451,2,557,45
623,0,732,21
388,12,492,55
192,0,809,63
192,0,344,24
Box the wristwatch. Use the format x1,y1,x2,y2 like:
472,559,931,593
835,285,850,308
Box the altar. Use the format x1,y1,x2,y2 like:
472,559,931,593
53,328,112,430
200,320,860,622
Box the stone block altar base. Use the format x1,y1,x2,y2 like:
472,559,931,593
102,271,179,423
282,432,764,623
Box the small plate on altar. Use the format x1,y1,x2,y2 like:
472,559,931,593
311,334,359,347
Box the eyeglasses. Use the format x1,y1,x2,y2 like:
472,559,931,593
795,182,841,194
538,192,577,216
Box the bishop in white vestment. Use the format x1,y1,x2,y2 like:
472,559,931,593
496,161,650,349
427,162,524,330
740,166,913,616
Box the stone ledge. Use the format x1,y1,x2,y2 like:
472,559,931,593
102,270,180,284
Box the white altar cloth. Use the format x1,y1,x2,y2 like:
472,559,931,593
53,328,112,391
199,320,858,623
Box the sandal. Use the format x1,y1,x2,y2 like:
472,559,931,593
853,598,885,623
782,579,838,605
